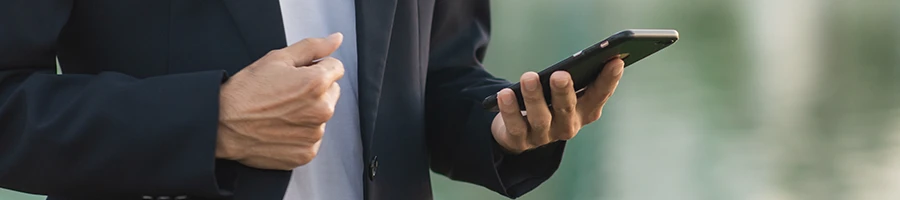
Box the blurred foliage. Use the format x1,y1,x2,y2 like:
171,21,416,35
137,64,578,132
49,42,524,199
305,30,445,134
2,0,899,199
432,0,899,200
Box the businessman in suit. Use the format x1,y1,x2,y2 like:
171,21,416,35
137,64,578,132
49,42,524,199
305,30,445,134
0,0,625,199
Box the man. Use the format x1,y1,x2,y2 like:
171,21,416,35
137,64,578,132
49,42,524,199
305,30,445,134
0,0,625,199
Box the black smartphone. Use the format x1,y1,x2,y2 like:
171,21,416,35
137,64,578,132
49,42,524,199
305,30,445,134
482,29,679,112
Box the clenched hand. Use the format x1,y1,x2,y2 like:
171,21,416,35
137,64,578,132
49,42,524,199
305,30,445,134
216,33,344,170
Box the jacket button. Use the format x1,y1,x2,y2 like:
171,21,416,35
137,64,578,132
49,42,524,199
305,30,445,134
368,156,378,181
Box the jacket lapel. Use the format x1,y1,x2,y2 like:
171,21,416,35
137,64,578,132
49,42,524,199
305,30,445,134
355,0,398,147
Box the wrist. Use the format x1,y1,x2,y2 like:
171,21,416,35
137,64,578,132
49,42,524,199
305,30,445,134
215,122,243,160
216,86,240,160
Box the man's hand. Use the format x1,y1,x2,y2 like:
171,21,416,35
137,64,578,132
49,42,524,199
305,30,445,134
215,33,344,170
491,59,625,154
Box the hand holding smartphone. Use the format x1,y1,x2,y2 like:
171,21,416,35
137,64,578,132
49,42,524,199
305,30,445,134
482,29,679,111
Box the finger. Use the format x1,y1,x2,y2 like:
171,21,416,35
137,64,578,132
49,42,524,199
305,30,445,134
305,57,345,85
241,142,318,170
519,72,552,146
577,58,624,122
324,82,341,108
253,123,310,145
549,71,579,140
497,88,529,139
281,32,344,66
263,125,325,145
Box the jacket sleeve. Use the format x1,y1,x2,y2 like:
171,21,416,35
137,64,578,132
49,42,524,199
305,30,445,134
424,0,567,198
0,0,231,198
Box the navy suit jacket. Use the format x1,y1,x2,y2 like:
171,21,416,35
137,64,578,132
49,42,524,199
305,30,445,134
0,0,566,199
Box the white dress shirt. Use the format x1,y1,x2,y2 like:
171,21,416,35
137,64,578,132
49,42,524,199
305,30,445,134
278,0,363,199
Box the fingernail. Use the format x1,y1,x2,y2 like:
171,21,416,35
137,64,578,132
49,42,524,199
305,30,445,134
326,32,343,42
500,90,513,105
613,60,625,74
552,75,568,88
523,74,537,91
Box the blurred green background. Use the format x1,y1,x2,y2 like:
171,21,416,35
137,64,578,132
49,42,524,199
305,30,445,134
3,0,899,199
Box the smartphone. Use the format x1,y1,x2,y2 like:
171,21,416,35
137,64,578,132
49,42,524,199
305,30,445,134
482,29,679,112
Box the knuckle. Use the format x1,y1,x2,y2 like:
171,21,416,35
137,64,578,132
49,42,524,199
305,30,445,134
584,110,603,122
308,70,330,82
557,128,578,140
530,119,551,131
308,114,330,125
310,103,335,124
302,64,323,73
308,126,325,140
286,156,303,168
325,57,344,67
292,149,317,166
301,77,328,95
601,91,614,100
559,133,577,140
331,82,341,92
320,101,336,116
291,157,310,167
333,61,345,76
554,105,575,114
306,148,318,161
316,74,333,86
322,57,345,77
507,126,527,136
531,124,550,132
501,106,521,114
334,58,344,67
524,94,543,102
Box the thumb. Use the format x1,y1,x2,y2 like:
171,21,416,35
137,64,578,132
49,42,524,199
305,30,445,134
321,32,344,55
282,32,344,66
